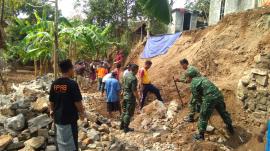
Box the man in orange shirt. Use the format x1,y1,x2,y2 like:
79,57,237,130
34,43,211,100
97,64,108,93
139,60,164,110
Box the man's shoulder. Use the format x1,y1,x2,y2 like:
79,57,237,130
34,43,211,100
191,77,204,85
54,78,77,84
127,73,137,79
188,65,199,71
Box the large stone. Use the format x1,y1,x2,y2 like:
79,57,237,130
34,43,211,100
22,87,41,99
82,138,93,146
5,114,25,131
0,105,16,116
11,101,31,110
45,145,57,151
166,100,180,119
18,146,35,151
206,125,215,132
32,97,49,112
38,128,49,138
0,135,13,151
256,104,267,111
254,54,270,69
251,68,268,76
247,82,257,90
28,114,53,133
6,142,24,151
24,136,45,149
237,81,248,101
240,75,251,86
87,129,100,142
98,124,110,134
0,115,7,126
254,74,268,86
78,131,87,142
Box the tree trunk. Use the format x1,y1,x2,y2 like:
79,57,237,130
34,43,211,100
71,42,76,64
1,0,4,25
53,0,59,79
44,59,48,74
0,0,5,49
68,40,72,60
39,58,43,76
34,59,38,77
0,71,7,94
147,18,151,38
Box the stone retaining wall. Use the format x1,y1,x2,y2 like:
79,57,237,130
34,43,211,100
237,52,270,120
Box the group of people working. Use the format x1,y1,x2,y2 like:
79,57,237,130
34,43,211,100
48,56,236,150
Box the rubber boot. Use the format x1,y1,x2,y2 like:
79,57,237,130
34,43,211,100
193,132,205,141
120,121,124,130
124,124,134,133
227,124,234,135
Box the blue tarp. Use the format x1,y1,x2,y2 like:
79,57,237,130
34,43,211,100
141,32,181,59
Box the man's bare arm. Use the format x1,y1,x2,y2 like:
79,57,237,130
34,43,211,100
75,101,86,120
133,90,139,103
49,102,54,118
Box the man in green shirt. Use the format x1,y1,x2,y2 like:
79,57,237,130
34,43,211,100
120,64,139,133
185,69,234,141
174,59,201,122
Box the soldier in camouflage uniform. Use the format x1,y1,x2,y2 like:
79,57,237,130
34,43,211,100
175,59,201,122
185,68,234,141
120,64,139,133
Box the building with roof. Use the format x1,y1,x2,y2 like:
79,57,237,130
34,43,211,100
168,8,198,34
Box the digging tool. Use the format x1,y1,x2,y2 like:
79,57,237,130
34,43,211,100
173,76,184,108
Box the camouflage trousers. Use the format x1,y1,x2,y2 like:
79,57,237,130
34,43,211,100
188,96,201,118
198,96,232,133
121,99,136,126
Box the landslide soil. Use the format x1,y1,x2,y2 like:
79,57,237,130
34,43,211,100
124,7,270,151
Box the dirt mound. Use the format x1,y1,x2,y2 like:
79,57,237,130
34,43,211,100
126,7,270,150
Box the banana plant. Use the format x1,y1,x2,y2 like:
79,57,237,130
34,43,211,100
59,24,113,60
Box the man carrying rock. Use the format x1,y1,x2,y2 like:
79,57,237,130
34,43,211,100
185,68,234,141
139,60,164,110
121,64,139,133
174,58,201,122
49,59,86,151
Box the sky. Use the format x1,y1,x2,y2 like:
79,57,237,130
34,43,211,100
58,0,187,18
59,0,81,18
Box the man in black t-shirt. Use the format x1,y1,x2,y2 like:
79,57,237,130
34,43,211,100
49,59,86,151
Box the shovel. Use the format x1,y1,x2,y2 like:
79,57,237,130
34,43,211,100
173,76,184,108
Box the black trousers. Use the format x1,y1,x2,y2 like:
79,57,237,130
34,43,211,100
140,84,163,109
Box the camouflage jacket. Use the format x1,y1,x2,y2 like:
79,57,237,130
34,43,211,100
190,76,222,102
123,72,138,100
179,66,201,83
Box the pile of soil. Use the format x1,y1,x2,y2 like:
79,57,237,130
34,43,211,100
126,7,270,150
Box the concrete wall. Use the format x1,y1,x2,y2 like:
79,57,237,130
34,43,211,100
209,0,258,25
190,14,198,30
239,0,257,10
224,0,240,15
168,11,184,33
176,12,184,32
209,0,222,25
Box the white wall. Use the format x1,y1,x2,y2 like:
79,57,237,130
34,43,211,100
209,0,222,25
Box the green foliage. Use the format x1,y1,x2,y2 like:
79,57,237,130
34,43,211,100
185,0,210,21
60,24,113,59
84,0,139,27
138,0,171,24
149,19,168,35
